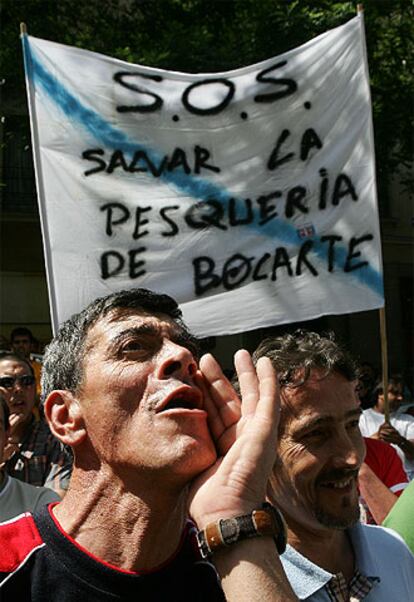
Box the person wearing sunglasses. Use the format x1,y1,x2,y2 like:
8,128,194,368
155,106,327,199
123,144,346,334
0,393,60,521
0,353,72,497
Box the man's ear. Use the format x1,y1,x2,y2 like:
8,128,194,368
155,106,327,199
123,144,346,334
44,390,87,447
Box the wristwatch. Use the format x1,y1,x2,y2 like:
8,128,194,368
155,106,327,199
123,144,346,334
196,502,287,559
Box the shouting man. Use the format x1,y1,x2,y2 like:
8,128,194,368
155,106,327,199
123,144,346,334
0,289,295,601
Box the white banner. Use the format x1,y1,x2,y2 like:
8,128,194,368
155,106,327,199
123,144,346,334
22,14,384,336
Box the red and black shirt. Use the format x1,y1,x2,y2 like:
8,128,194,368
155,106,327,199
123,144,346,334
0,504,225,601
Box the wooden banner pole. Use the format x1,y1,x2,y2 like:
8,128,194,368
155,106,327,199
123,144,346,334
356,3,390,422
20,22,27,35
379,307,390,422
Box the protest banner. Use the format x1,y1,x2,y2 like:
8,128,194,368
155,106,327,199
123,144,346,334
22,13,384,337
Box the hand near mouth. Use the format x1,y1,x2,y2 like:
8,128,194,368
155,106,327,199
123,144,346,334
2,439,20,463
8,411,27,434
1,413,27,463
188,350,280,530
3,414,23,463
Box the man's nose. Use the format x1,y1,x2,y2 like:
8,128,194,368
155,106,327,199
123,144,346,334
157,341,197,380
12,379,25,392
331,432,362,469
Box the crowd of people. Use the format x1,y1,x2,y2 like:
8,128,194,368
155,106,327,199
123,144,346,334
0,289,413,600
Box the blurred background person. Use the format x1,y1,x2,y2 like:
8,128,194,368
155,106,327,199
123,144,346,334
10,327,43,402
359,376,414,480
0,393,60,522
356,361,377,409
0,352,72,497
390,372,414,416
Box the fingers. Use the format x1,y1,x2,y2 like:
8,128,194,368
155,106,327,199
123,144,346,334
255,356,280,427
189,352,281,523
199,354,241,424
198,354,241,452
3,442,19,462
200,351,278,428
198,351,279,459
194,371,222,442
379,423,399,438
381,432,403,445
8,413,25,431
235,350,259,416
235,351,279,428
200,354,238,406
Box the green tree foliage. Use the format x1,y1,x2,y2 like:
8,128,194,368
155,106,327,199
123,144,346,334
1,0,413,206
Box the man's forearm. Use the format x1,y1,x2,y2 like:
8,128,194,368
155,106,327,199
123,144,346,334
358,466,398,524
213,538,297,602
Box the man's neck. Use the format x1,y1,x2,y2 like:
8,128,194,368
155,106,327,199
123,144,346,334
286,519,355,582
53,465,189,572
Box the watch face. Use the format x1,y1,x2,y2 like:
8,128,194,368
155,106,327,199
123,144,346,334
220,517,240,545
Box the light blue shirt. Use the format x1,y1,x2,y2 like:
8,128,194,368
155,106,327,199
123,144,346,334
280,523,414,601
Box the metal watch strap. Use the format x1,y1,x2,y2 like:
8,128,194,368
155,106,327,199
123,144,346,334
196,502,287,559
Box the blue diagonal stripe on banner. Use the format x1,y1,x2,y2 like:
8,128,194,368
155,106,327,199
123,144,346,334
23,36,383,297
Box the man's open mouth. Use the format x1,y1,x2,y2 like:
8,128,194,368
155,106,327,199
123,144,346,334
317,469,360,492
10,401,26,410
158,387,203,413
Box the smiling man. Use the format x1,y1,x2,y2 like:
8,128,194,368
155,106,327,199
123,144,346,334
0,353,72,496
0,289,296,602
252,331,414,601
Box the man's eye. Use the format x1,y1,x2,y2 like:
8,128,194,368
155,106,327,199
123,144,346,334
347,420,360,430
121,341,144,353
304,429,325,440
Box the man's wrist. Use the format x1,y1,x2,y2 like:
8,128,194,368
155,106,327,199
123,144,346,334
399,438,411,450
196,503,287,559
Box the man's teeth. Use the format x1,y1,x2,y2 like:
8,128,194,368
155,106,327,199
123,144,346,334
322,477,353,489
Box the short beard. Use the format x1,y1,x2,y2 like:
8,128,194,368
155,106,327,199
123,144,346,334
315,502,360,529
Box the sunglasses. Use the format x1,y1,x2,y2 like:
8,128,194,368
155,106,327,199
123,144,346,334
0,375,35,389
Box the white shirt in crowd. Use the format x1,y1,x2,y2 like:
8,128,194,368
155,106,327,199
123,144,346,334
359,408,414,480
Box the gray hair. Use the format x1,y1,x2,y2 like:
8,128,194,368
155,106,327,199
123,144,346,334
252,330,358,387
41,288,197,401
